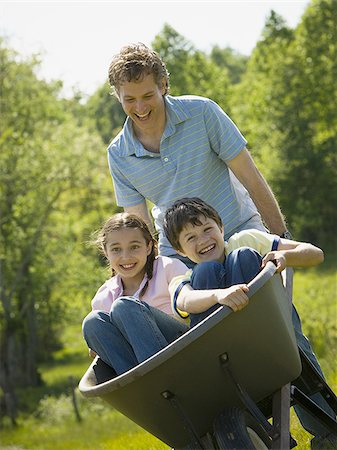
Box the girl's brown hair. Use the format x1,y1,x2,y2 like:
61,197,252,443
94,213,157,297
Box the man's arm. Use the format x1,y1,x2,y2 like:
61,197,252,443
227,148,287,235
262,239,324,272
124,202,155,235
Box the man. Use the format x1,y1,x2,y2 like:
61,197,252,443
107,42,290,260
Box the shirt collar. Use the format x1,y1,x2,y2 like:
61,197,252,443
106,272,149,299
113,95,192,157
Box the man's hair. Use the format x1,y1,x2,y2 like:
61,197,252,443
108,42,170,97
164,198,223,252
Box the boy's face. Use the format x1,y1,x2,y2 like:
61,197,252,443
177,216,225,264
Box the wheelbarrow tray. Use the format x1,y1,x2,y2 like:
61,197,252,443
79,262,302,448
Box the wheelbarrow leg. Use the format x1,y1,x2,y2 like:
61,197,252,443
271,268,297,449
272,384,293,449
219,352,296,448
161,390,206,449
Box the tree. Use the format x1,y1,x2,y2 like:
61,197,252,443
152,23,196,96
152,24,231,112
285,0,337,244
86,83,126,145
210,45,248,84
232,3,337,246
0,39,115,420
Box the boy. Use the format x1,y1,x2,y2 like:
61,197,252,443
163,197,336,449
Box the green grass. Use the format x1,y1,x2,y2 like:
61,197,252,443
0,407,168,449
289,261,337,449
1,261,336,449
1,325,168,450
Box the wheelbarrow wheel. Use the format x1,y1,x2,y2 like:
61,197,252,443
213,407,271,449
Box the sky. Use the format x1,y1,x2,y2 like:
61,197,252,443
1,1,310,97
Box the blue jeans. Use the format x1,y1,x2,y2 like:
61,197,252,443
189,247,336,439
82,296,188,375
189,247,262,327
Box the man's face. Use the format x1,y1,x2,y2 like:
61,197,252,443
118,73,166,134
177,216,225,264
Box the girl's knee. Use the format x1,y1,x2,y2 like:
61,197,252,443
82,310,104,335
109,296,143,318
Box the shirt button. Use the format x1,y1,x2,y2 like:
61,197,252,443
164,157,169,162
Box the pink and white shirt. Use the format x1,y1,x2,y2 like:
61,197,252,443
91,255,189,318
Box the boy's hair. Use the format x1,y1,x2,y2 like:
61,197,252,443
164,198,223,252
93,212,157,297
108,42,170,97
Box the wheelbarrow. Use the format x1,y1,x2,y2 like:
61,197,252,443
79,261,337,449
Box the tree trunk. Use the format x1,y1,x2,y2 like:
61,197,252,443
25,296,41,386
0,328,18,425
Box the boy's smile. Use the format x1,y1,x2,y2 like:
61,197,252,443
178,216,225,264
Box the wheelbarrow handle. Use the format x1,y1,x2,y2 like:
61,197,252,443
247,260,277,299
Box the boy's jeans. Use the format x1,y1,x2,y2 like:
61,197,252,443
189,247,336,440
82,297,188,375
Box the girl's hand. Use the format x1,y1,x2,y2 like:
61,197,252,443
216,284,249,312
262,251,287,272
89,348,97,359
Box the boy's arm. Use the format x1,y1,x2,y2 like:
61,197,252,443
262,239,324,272
176,283,249,314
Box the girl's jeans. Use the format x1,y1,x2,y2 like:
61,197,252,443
189,247,336,439
82,297,188,375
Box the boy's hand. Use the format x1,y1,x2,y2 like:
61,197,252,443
262,251,287,272
215,284,249,312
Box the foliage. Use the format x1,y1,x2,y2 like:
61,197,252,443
0,38,116,417
232,3,337,246
151,23,196,95
85,83,125,145
152,23,231,111
210,45,248,84
293,262,337,368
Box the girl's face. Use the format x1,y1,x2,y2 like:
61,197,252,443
105,227,152,283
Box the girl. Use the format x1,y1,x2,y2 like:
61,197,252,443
82,213,189,375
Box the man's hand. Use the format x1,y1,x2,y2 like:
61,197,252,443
262,251,287,272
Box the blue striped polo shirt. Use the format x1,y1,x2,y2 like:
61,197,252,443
107,95,261,255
